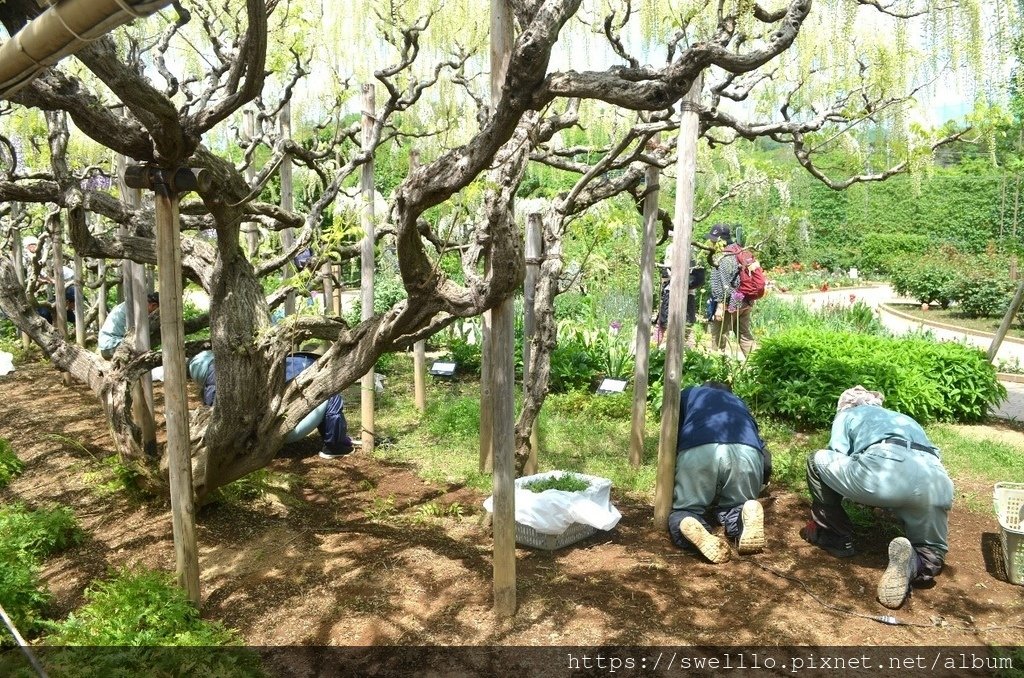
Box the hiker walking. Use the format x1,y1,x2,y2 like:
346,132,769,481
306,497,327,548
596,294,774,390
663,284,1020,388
707,224,763,356
801,386,954,609
667,382,771,563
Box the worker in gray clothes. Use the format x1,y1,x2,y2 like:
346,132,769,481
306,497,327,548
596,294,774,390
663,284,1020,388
801,385,954,609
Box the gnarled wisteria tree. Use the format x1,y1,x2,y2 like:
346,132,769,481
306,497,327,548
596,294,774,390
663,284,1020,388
0,0,1008,498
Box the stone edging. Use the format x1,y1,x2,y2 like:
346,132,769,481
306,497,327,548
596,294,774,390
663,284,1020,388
998,372,1024,384
878,303,1024,347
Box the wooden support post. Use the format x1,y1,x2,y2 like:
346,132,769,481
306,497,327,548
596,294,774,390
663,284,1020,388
73,253,86,346
279,102,296,317
630,160,659,468
490,0,516,619
654,76,702,528
126,166,208,607
116,148,156,449
410,149,428,414
11,205,30,350
359,83,376,453
97,258,107,327
522,213,542,476
334,264,343,314
243,109,259,259
988,279,1024,363
50,213,73,387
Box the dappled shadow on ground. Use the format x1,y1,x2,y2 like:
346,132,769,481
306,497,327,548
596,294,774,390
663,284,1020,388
1,362,1022,647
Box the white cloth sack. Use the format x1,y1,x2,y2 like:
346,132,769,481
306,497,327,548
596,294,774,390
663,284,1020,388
0,351,14,376
150,366,164,382
483,471,622,535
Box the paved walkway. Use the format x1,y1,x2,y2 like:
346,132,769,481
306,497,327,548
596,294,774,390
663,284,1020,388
780,284,1024,422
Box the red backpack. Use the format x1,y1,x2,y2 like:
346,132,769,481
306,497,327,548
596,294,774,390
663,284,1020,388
724,244,767,301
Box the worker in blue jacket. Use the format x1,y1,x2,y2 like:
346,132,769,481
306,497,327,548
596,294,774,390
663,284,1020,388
667,381,771,563
187,350,354,459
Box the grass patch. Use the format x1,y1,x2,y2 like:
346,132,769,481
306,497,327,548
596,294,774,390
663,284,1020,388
926,423,1024,490
0,437,24,489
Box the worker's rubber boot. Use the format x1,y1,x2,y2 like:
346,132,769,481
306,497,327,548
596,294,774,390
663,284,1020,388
737,500,765,555
679,517,731,564
877,537,915,609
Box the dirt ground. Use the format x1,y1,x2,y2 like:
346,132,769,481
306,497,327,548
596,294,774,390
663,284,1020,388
1,361,1022,649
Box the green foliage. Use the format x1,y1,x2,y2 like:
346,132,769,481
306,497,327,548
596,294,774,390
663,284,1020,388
741,329,1006,427
442,338,482,376
0,504,81,644
859,233,932,274
546,391,632,420
523,473,590,493
415,501,465,519
753,297,887,337
889,249,962,307
0,550,49,644
424,396,480,440
364,495,397,522
0,437,24,488
38,569,262,676
0,504,82,561
344,272,408,323
890,247,1018,317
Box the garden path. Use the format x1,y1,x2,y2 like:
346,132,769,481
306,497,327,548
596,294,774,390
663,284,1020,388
779,284,1024,422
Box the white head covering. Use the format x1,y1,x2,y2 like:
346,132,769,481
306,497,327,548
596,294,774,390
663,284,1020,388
837,385,884,412
23,235,39,249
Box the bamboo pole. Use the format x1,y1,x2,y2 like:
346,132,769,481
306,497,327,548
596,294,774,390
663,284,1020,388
152,178,201,606
490,0,516,620
630,160,659,468
410,149,428,414
988,280,1024,363
360,83,376,453
243,109,259,259
522,213,542,475
654,76,702,528
279,102,296,317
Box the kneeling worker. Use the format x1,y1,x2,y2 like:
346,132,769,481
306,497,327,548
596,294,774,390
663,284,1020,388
99,293,159,359
187,350,354,459
801,386,954,609
667,381,771,563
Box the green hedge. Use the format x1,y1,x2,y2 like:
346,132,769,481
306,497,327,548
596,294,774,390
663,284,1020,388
739,329,1006,427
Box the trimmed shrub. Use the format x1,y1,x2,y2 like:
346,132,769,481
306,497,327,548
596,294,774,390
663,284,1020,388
889,250,962,308
860,233,931,275
740,329,1005,427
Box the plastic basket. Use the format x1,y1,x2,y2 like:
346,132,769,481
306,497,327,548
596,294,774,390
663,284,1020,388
993,482,1024,586
515,521,598,551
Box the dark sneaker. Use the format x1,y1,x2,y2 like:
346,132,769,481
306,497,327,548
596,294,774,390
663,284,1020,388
737,500,765,555
877,537,915,609
319,445,354,460
800,521,855,558
680,517,731,564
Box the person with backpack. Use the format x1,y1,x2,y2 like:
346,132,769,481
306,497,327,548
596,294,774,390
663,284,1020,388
707,224,765,356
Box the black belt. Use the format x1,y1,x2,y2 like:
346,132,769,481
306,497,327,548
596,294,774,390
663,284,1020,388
877,437,936,455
